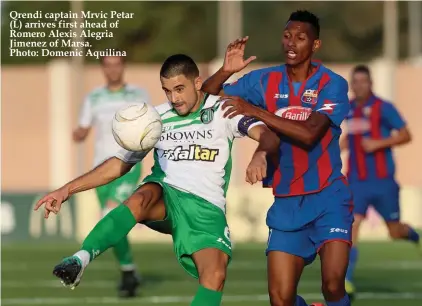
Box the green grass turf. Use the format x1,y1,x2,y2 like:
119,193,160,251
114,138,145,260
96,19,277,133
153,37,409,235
2,242,422,305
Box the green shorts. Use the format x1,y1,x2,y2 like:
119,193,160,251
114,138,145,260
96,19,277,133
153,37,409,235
96,163,141,209
142,177,232,279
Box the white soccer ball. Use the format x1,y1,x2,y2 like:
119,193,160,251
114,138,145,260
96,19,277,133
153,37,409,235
112,103,162,152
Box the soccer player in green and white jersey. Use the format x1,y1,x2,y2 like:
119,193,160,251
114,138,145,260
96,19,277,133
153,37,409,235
35,54,278,306
72,54,150,297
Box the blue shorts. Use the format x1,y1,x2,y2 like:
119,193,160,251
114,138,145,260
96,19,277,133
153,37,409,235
266,179,354,265
350,178,400,222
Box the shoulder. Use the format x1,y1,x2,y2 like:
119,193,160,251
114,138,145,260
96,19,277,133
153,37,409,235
377,98,399,113
154,101,173,116
319,65,348,88
85,86,106,102
125,84,148,94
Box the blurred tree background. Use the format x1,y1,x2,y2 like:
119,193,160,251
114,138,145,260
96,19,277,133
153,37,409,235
1,1,417,65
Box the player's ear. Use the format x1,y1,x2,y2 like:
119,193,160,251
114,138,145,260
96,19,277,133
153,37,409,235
194,76,203,91
312,39,321,53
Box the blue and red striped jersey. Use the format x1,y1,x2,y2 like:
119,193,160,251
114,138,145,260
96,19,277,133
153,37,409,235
345,94,406,182
223,61,350,197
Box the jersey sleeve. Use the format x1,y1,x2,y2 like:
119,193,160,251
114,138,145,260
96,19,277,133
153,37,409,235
222,70,265,108
115,148,149,164
78,96,93,128
227,115,265,138
382,102,406,130
315,76,350,127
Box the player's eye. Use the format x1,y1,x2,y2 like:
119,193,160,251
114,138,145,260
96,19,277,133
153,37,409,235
176,87,184,93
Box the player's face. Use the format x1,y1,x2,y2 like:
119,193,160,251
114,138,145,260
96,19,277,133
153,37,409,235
351,72,372,100
161,74,202,116
282,21,321,66
101,56,124,84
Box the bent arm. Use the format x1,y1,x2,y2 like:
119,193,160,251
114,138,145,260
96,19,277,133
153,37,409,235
202,67,233,95
73,126,91,142
376,126,412,150
247,124,280,156
251,108,331,150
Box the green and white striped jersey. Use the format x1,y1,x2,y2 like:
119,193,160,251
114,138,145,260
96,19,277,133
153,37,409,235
116,94,263,212
79,84,150,167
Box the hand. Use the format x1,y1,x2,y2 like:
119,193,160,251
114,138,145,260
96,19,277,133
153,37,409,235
246,151,267,185
361,138,383,153
73,129,84,142
221,96,258,119
34,187,70,219
222,36,257,74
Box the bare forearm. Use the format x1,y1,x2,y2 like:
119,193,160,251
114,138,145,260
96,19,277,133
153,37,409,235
202,67,233,95
65,157,133,195
256,130,280,155
252,107,317,147
377,134,411,150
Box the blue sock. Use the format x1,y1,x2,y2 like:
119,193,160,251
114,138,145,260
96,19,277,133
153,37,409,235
407,227,420,243
345,246,358,282
295,295,308,306
326,294,351,306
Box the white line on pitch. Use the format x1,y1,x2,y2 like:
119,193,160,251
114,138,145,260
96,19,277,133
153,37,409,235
2,292,422,305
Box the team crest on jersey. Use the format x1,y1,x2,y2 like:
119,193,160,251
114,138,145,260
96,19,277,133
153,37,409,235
301,89,318,105
200,108,214,124
275,106,312,121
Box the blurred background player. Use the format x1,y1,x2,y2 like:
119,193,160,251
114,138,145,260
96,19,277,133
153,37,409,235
342,65,419,296
72,54,151,297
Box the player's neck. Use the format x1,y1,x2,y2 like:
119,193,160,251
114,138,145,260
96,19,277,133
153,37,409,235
286,60,315,82
107,82,125,92
355,93,373,106
190,91,205,113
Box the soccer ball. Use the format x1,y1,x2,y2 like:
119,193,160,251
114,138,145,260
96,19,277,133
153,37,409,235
112,103,162,152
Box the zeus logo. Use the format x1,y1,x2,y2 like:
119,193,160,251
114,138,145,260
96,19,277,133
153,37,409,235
317,103,337,113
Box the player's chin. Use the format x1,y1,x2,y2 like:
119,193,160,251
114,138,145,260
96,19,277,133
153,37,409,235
173,105,189,116
284,57,302,66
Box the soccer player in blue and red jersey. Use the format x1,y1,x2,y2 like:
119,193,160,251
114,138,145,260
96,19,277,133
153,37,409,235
203,10,352,306
341,65,418,296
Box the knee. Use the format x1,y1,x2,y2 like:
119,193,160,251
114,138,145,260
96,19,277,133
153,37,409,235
268,291,295,306
123,192,149,221
198,266,226,291
268,284,295,306
321,277,345,300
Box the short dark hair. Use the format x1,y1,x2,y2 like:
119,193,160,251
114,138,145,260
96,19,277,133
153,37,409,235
100,50,125,65
288,10,320,38
160,54,199,79
352,65,371,78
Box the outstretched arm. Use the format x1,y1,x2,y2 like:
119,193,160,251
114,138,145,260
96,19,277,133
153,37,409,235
34,149,149,218
202,36,257,96
65,157,135,195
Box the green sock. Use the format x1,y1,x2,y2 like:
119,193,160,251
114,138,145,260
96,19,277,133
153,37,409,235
113,237,135,270
81,204,137,262
190,285,223,306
